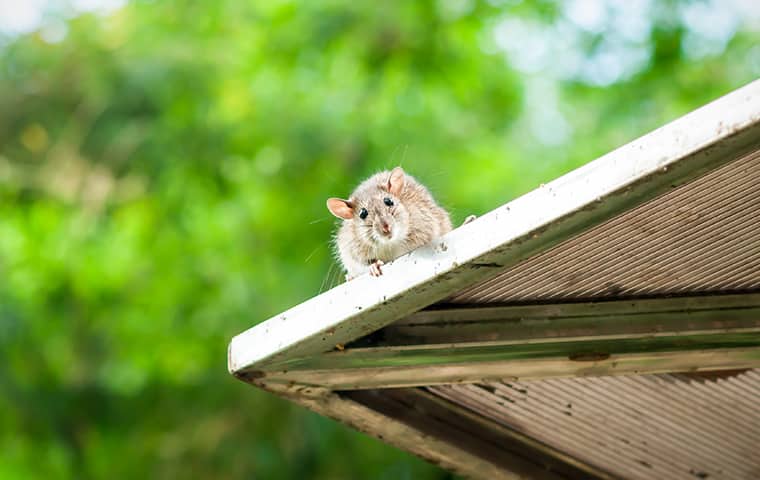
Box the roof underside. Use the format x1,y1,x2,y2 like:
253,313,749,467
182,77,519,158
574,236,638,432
429,370,760,480
345,368,760,480
230,81,760,480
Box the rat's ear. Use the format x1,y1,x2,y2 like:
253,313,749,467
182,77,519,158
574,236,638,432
327,198,354,220
388,167,405,195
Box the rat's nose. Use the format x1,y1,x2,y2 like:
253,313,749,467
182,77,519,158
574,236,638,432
381,221,391,235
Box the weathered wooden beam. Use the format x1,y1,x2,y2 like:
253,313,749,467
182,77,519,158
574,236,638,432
358,293,760,347
251,294,760,389
262,347,760,390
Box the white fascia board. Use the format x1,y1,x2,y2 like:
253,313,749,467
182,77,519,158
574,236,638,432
229,79,760,375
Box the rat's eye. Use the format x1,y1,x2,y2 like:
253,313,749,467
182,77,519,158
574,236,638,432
384,197,394,207
359,208,368,220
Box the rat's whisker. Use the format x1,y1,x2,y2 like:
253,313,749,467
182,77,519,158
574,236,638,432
320,261,338,293
304,243,324,263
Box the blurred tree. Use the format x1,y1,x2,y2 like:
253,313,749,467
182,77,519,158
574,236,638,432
0,0,758,478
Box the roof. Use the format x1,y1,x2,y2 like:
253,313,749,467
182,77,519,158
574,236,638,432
229,80,760,479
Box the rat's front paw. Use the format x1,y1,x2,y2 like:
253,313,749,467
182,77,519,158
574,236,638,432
369,259,385,277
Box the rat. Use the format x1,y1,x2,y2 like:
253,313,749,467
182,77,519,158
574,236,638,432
326,166,454,279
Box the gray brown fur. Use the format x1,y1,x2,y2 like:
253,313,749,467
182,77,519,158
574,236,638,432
327,167,452,279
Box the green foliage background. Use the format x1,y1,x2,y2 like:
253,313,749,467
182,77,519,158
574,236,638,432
0,1,758,478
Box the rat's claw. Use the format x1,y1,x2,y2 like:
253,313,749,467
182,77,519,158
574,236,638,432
462,214,477,226
369,259,384,277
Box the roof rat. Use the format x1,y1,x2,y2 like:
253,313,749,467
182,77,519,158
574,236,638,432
326,167,453,279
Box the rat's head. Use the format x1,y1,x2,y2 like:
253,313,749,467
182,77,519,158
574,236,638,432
327,167,410,245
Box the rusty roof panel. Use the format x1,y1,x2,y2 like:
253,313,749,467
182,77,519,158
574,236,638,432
448,148,760,304
429,369,760,480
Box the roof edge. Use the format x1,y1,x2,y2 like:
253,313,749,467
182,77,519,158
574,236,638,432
229,79,760,375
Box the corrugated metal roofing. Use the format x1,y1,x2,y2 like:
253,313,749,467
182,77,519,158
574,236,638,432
447,148,760,305
429,369,760,480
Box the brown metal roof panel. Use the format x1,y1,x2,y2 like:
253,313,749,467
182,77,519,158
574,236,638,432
429,369,760,480
448,148,760,305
